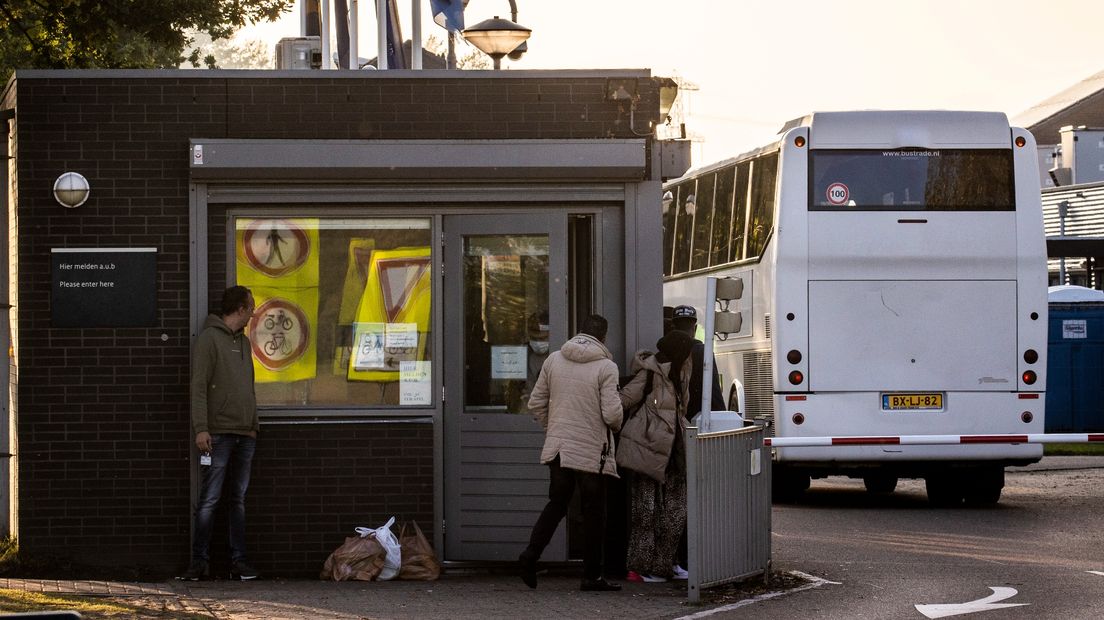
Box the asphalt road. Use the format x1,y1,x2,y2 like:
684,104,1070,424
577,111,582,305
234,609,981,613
712,457,1104,619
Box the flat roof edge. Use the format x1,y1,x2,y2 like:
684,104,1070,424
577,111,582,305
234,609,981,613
12,68,654,80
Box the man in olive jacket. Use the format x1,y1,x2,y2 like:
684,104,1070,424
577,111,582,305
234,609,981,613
519,314,624,592
179,286,260,581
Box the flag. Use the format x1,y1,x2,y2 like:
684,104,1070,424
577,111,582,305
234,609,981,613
385,0,407,69
430,0,465,32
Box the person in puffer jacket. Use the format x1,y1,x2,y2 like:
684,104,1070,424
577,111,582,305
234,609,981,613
518,314,624,592
617,329,694,583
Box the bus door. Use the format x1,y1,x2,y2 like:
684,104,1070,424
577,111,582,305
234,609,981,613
442,213,569,561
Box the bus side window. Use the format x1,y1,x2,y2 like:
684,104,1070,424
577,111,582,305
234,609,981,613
730,162,750,262
672,180,695,275
747,153,778,259
710,165,736,267
662,187,676,276
691,172,716,272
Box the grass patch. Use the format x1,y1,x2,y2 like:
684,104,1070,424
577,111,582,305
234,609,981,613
1044,443,1104,456
0,588,208,619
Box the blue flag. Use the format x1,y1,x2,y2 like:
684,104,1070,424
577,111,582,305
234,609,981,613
430,0,465,32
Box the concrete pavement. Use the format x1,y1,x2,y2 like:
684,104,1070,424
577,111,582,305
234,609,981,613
1,569,799,619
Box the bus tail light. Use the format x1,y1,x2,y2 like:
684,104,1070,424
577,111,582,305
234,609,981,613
1015,135,1027,148
786,349,802,364
794,135,806,148
1023,349,1038,364
792,412,805,425
1022,370,1037,385
1021,411,1034,423
788,370,804,385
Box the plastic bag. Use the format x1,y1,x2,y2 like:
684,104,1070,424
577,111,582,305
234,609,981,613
319,532,385,581
398,521,441,581
357,516,401,581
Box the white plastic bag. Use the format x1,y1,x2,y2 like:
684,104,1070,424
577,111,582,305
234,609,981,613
355,516,401,581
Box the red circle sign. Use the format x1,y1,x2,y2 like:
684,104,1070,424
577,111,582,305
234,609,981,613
826,182,850,206
242,219,311,278
248,297,310,371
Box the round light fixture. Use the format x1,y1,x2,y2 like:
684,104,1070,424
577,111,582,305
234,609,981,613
53,172,90,208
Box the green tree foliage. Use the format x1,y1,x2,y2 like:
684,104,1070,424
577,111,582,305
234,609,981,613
0,0,293,78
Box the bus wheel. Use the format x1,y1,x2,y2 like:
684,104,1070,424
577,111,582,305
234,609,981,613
963,467,1004,506
772,468,810,503
925,474,964,507
863,473,898,494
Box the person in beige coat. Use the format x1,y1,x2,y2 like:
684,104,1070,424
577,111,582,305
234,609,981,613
519,314,624,592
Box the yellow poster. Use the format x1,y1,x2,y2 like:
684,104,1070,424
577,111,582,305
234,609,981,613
338,238,378,324
347,247,432,382
246,286,319,383
236,218,320,288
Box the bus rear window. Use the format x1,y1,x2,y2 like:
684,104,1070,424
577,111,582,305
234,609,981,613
809,149,1014,211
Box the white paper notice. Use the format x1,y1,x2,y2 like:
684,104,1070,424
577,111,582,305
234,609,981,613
1063,319,1087,339
491,345,528,380
400,361,432,405
385,323,418,348
352,324,386,370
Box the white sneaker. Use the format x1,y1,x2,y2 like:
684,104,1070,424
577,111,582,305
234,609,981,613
672,565,688,580
642,574,668,583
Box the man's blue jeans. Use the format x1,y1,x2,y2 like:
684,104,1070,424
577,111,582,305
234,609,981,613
192,434,256,564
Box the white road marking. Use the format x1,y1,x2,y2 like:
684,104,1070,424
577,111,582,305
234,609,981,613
1089,571,1104,577
915,587,1029,619
674,571,839,620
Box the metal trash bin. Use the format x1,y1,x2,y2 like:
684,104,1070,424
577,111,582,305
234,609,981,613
685,416,771,603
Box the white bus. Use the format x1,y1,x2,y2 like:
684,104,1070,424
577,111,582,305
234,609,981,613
663,111,1048,505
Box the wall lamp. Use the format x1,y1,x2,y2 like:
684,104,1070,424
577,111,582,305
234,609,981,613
53,172,90,208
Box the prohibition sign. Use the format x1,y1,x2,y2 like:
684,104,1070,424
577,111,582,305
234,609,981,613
826,182,850,206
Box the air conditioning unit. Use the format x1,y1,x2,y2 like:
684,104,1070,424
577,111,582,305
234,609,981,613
275,37,322,70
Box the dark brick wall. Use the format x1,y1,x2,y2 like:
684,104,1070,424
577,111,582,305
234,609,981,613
11,71,659,576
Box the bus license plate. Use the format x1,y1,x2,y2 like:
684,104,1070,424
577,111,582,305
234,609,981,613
881,393,943,411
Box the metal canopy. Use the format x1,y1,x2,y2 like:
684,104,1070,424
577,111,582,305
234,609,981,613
1047,236,1104,258
188,139,647,181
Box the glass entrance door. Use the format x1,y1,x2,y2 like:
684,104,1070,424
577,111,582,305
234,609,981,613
443,213,568,561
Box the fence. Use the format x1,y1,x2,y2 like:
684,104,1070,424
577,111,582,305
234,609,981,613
685,417,771,604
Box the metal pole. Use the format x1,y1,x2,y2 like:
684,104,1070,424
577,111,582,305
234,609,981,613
411,0,422,69
685,424,700,604
348,0,359,69
320,0,332,69
376,0,388,69
1059,200,1068,284
701,277,717,432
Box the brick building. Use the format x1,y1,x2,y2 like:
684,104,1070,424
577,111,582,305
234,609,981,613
1,70,677,576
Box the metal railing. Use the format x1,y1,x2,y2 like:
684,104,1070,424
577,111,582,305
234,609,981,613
685,416,771,603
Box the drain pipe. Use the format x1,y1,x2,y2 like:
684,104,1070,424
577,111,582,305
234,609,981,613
1,106,14,539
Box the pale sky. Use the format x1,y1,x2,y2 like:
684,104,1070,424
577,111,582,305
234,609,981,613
245,0,1104,164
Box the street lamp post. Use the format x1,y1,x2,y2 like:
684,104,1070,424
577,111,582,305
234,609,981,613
461,15,531,70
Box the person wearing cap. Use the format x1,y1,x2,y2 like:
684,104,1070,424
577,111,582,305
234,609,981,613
670,305,726,419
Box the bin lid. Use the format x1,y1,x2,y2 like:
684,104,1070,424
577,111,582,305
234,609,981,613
1048,285,1104,303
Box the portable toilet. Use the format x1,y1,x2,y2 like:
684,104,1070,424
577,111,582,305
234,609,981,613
1046,285,1104,432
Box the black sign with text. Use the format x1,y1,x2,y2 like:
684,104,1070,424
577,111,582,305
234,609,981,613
51,249,157,327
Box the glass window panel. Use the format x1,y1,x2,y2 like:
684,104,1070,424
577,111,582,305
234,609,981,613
747,153,778,259
672,181,695,275
462,235,549,414
809,149,1015,211
662,189,675,277
729,162,750,262
233,217,433,408
710,166,735,266
690,173,715,272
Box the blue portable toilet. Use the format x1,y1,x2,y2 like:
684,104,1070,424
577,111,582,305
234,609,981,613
1046,286,1104,432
